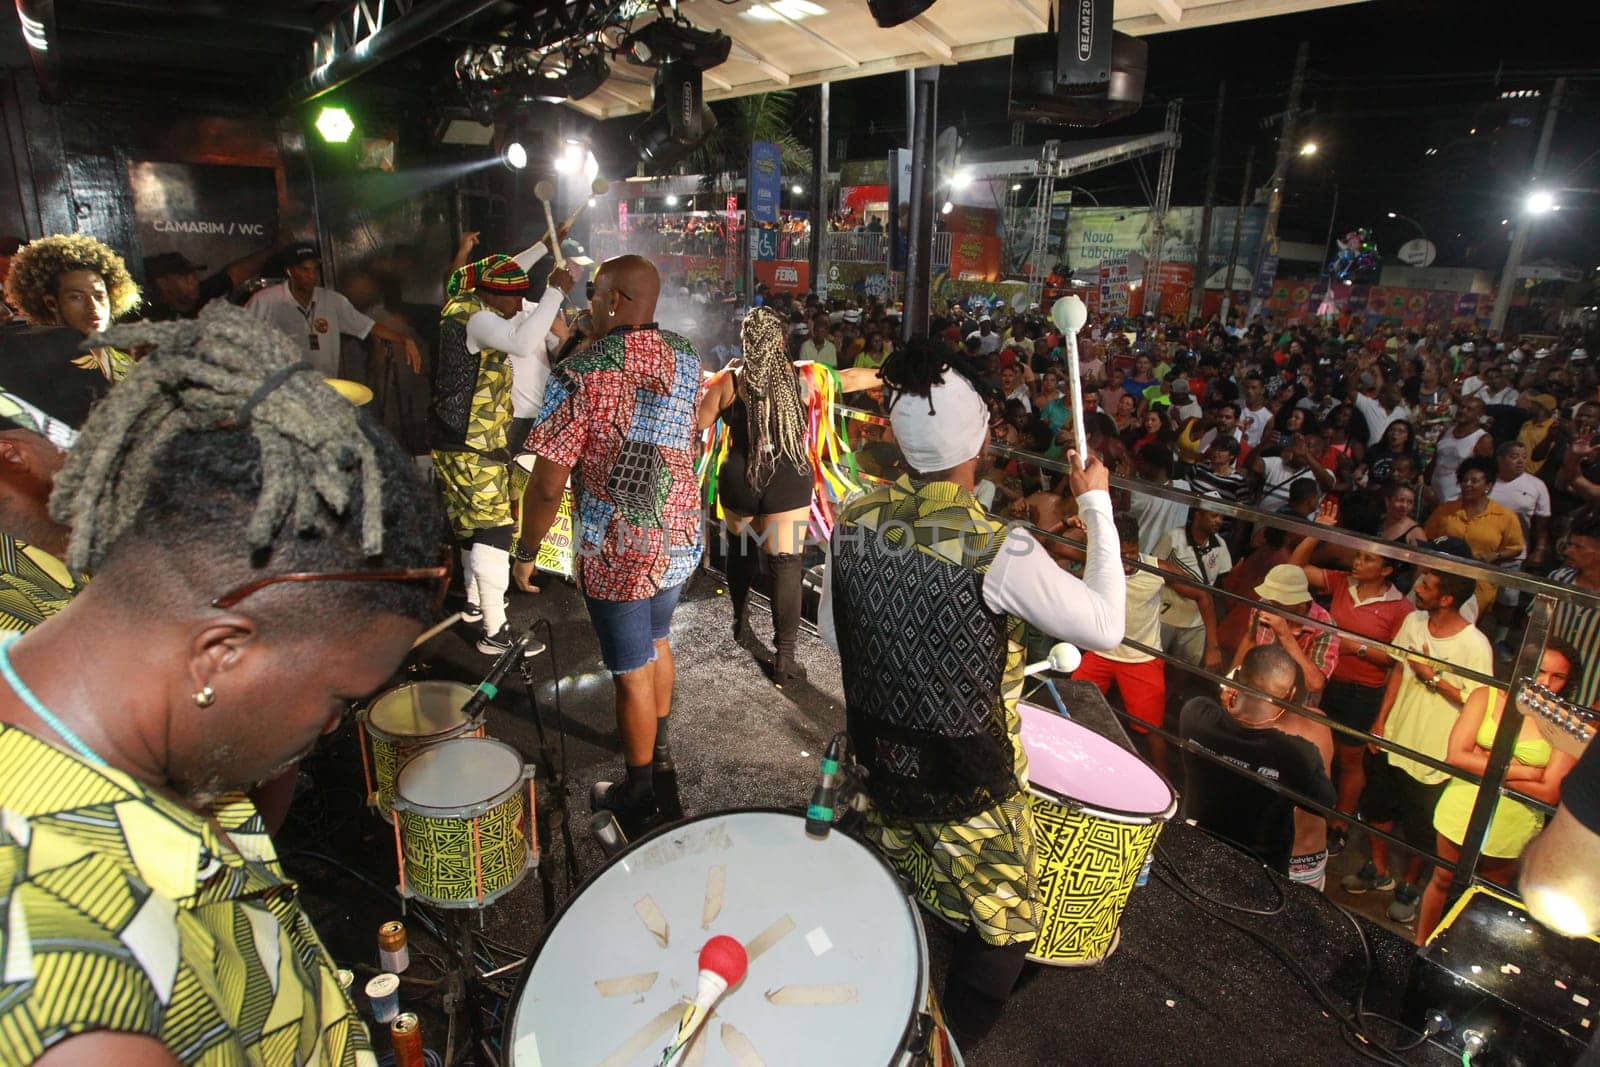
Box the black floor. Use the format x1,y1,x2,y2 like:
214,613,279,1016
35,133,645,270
280,570,1458,1067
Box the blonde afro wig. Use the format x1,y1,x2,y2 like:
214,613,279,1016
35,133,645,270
5,233,141,324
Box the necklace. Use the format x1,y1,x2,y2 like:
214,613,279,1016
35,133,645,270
0,633,105,767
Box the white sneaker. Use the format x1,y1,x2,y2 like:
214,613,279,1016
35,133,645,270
476,624,546,657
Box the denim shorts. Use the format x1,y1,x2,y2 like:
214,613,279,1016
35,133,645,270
585,582,685,674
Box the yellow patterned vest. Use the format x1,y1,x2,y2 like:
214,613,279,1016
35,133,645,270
432,293,513,455
831,476,1027,820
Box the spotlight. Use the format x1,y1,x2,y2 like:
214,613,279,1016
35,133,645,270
504,141,528,170
867,0,938,28
315,106,355,143
666,194,680,207
1526,190,1556,214
950,169,973,190
622,17,731,70
555,139,589,174
531,47,610,103
630,61,718,170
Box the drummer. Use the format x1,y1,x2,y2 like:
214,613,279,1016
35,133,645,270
0,304,445,1064
818,335,1126,1047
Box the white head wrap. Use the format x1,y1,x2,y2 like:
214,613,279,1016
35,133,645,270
890,372,990,473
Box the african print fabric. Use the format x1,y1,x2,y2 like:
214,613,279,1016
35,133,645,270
431,293,516,537
0,724,376,1066
834,476,1037,947
432,449,512,541
69,346,134,383
0,535,81,632
528,324,704,601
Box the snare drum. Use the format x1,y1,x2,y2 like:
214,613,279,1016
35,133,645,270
391,737,536,909
505,809,962,1067
1019,702,1176,966
358,680,484,818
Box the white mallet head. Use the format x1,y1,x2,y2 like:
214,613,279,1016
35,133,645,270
1052,294,1088,335
1048,642,1082,674
534,179,556,201
590,177,610,196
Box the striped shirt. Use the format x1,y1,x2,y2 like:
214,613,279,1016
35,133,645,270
1549,567,1600,707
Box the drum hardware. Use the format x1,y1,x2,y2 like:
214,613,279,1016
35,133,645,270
1022,643,1080,718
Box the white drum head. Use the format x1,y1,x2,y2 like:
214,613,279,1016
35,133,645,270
396,738,522,813
368,680,478,739
507,810,927,1066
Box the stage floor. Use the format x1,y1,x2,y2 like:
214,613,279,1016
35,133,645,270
280,570,1456,1066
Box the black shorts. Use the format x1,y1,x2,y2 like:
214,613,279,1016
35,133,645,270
1323,678,1385,743
1359,753,1447,852
718,448,812,517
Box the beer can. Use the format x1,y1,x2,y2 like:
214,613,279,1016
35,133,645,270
365,972,400,1024
391,1012,425,1067
378,920,410,973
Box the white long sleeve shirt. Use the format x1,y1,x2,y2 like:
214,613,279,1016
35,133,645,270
819,488,1126,655
460,242,568,419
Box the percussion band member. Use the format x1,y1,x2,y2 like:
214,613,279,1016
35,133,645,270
818,337,1126,1047
0,303,446,1065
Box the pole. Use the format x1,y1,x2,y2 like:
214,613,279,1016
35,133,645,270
1317,181,1339,314
1190,82,1225,321
810,81,830,299
1219,147,1254,324
1490,77,1564,337
902,66,939,342
1246,41,1308,326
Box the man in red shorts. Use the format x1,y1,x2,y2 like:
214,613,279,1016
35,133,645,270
1073,514,1220,777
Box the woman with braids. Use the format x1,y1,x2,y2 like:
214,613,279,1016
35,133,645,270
698,305,881,686
0,303,446,1065
4,233,142,382
816,334,1125,1048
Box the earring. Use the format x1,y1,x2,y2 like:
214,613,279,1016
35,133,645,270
193,686,215,708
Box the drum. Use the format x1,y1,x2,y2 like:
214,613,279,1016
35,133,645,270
505,810,962,1067
358,680,484,818
391,737,536,909
1019,702,1176,966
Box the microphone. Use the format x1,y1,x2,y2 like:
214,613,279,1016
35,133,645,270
805,733,848,839
1023,642,1082,677
459,631,532,720
660,936,748,1066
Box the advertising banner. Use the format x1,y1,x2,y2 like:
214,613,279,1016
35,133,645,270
748,141,783,226
755,260,811,294
534,487,575,579
949,234,1003,281
1063,206,1266,278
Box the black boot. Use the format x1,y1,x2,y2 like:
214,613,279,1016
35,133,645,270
768,552,807,687
941,927,1028,1050
725,531,768,659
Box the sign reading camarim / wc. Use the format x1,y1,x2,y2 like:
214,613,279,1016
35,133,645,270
127,161,279,279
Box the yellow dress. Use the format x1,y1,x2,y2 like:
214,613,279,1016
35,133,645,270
1432,693,1551,858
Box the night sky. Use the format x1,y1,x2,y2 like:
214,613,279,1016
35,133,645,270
774,0,1600,273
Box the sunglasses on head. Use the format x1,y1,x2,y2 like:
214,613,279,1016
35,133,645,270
210,545,452,616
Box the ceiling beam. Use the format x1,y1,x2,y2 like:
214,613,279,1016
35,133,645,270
1003,0,1049,33
727,42,792,85
903,16,954,63
1147,0,1186,24
763,8,860,68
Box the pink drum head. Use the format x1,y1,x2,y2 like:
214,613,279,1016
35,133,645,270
1019,703,1173,817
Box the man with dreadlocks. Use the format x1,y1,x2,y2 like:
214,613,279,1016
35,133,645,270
817,335,1126,1049
431,250,576,655
4,233,142,382
698,305,881,686
0,302,446,1065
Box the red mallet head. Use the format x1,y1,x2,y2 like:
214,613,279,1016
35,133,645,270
699,935,748,988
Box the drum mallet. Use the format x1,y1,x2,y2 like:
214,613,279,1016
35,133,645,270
409,611,464,650
557,176,610,234
1051,294,1091,468
661,936,748,1067
533,179,566,269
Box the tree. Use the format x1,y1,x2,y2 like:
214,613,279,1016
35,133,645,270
686,90,813,194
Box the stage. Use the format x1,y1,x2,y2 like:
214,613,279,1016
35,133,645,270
281,570,1458,1066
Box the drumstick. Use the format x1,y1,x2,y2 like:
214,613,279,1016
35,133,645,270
533,179,566,269
1051,295,1090,469
410,611,463,650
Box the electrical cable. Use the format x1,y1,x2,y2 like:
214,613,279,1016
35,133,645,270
528,615,583,897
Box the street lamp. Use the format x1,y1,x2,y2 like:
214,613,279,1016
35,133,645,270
1526,189,1557,214
1386,211,1428,240
1299,142,1318,157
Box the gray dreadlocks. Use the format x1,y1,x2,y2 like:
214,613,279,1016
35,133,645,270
739,306,809,493
48,301,439,622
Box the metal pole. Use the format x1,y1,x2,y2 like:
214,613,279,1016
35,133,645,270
1247,40,1308,326
1454,595,1554,887
1219,147,1253,324
1317,181,1339,315
810,81,830,299
902,66,938,342
1490,77,1564,337
1144,100,1182,320
1190,81,1225,322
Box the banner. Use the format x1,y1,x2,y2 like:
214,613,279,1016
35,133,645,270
534,487,576,579
755,260,810,293
826,261,891,301
1063,206,1266,278
1153,262,1193,318
949,234,1003,282
748,141,783,226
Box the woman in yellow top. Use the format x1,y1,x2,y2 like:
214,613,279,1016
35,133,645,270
1415,640,1580,944
1422,456,1523,613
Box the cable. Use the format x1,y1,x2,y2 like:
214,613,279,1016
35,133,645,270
1154,838,1286,916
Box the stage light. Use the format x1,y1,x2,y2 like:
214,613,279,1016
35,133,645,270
532,47,610,104
622,17,732,70
504,141,528,170
555,139,589,174
1298,141,1318,156
666,194,680,207
630,61,718,170
315,106,355,144
950,169,973,190
867,0,938,28
1526,190,1556,214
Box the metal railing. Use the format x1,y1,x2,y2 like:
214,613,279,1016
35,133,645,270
820,401,1587,903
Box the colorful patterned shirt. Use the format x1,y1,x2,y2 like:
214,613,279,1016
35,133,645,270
1251,600,1341,691
0,724,375,1066
0,535,81,631
528,324,705,601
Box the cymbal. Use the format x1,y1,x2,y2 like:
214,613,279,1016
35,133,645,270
323,377,373,406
